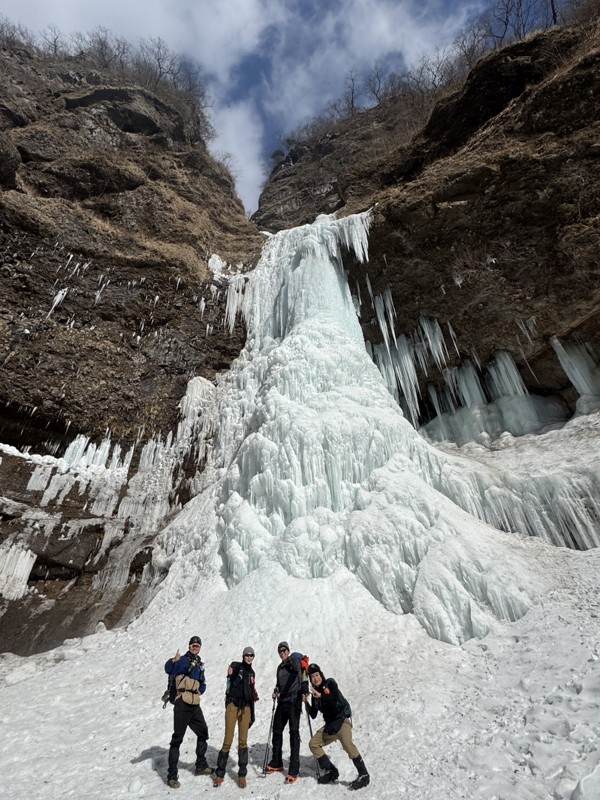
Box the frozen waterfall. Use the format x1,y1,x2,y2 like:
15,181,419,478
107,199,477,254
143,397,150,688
157,212,600,644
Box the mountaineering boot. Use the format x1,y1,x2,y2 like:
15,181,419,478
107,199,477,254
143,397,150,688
265,765,283,774
238,746,249,780
213,777,224,787
196,765,215,776
284,775,298,784
167,776,180,788
238,777,247,788
214,749,229,779
317,754,339,784
348,755,370,790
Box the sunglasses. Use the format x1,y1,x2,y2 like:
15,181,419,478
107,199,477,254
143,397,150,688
244,654,255,659
278,648,289,654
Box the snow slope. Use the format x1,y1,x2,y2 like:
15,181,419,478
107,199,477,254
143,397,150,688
1,533,599,800
1,212,600,800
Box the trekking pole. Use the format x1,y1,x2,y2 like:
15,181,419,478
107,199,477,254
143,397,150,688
262,696,277,775
305,703,320,779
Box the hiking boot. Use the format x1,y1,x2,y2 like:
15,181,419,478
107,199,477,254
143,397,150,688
167,777,180,788
213,777,224,788
348,774,370,790
265,765,283,774
238,777,247,788
349,755,369,790
317,754,339,784
284,775,298,784
317,766,339,784
196,765,215,776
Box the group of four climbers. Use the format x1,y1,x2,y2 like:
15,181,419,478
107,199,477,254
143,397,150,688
164,636,370,791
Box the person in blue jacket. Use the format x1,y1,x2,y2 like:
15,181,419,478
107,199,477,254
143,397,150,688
164,635,214,788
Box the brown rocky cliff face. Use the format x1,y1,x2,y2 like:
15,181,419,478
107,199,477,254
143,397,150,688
0,45,261,654
2,22,599,654
254,23,600,411
1,48,262,452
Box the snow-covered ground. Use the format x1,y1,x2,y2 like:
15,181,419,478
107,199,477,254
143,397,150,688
1,528,599,800
1,213,600,800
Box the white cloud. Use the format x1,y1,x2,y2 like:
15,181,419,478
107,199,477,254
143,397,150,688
2,0,483,213
177,0,287,89
261,0,478,132
209,99,265,215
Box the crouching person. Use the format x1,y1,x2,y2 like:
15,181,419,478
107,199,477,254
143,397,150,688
165,636,213,788
214,646,259,788
306,663,370,790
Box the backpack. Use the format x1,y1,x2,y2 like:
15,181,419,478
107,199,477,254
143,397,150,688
289,652,309,677
299,654,310,677
338,690,352,720
321,680,352,733
162,674,177,708
162,655,202,708
278,652,309,700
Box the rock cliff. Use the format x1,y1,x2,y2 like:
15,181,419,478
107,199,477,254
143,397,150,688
0,44,261,653
254,22,600,413
2,20,599,654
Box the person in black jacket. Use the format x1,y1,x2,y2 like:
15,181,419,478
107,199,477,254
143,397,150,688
306,663,370,790
213,646,259,788
164,635,214,788
265,641,307,783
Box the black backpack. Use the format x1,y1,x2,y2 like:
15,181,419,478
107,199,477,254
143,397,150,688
337,689,352,720
162,674,177,708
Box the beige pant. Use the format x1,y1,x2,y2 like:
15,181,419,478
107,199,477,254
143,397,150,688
309,719,359,760
220,703,251,752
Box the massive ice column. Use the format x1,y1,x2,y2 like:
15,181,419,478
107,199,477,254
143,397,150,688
155,213,579,644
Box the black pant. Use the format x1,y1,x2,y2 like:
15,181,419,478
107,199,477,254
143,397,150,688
168,699,209,778
270,701,301,777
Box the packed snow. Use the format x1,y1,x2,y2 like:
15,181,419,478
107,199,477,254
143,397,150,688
1,212,600,800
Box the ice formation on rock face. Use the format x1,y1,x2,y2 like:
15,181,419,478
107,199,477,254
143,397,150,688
0,377,217,600
423,350,569,445
552,337,600,414
359,270,596,445
156,212,600,644
0,544,37,600
46,287,68,319
365,307,568,440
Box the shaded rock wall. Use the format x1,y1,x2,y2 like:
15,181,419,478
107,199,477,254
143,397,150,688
0,44,260,654
254,23,600,413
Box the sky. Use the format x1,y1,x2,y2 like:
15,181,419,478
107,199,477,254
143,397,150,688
1,211,600,799
1,0,482,212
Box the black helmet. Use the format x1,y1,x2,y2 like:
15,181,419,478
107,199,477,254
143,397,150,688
189,635,202,646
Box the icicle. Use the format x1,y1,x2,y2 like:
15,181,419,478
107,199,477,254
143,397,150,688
0,545,37,600
419,317,449,371
515,317,533,345
446,361,487,407
447,322,460,358
486,351,527,399
551,337,600,398
383,288,397,345
47,288,68,318
374,294,391,353
224,275,247,334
